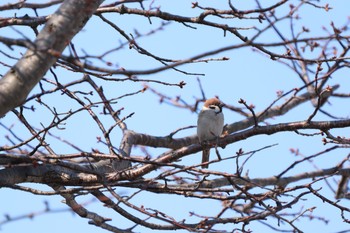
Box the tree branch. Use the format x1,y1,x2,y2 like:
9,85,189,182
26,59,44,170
0,0,104,117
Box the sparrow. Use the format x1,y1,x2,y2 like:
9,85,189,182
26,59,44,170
197,98,224,168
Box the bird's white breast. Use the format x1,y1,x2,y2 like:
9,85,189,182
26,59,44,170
197,107,224,142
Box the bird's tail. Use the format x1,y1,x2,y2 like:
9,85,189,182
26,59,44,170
201,149,210,168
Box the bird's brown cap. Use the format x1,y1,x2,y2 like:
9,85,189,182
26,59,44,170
204,98,224,107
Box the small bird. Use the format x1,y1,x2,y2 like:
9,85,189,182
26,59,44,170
197,98,224,168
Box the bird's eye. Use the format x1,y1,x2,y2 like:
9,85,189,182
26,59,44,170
209,106,216,110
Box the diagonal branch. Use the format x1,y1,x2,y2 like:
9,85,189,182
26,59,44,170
0,0,104,117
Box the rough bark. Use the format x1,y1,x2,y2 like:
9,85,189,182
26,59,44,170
0,0,104,117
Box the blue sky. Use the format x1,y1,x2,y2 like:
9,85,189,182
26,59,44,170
1,0,350,232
